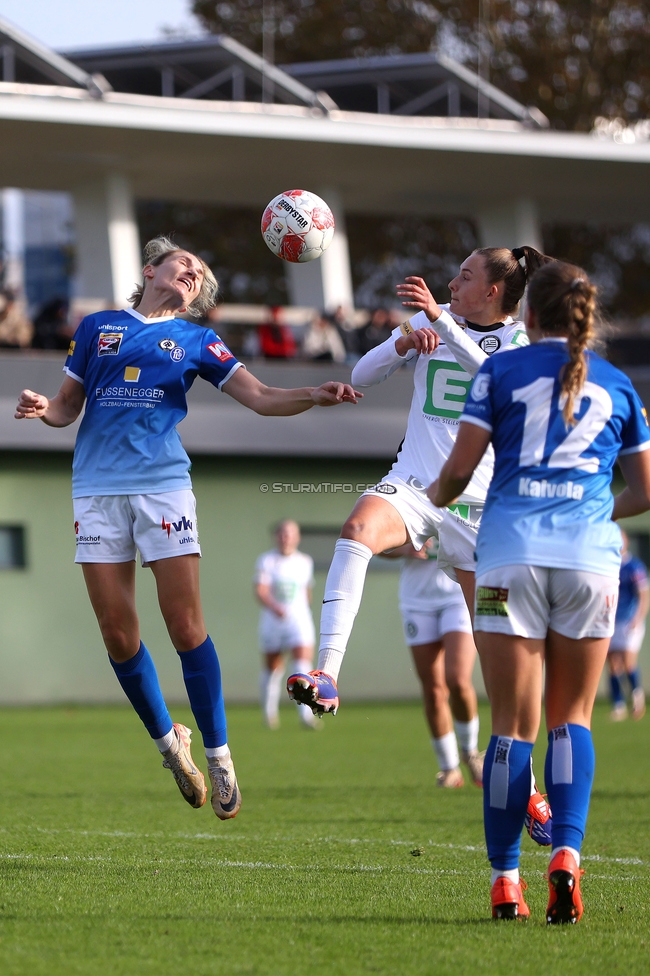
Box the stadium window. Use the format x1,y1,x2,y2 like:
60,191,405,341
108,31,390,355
0,526,26,569
297,525,399,573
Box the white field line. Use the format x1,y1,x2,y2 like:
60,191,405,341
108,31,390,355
0,852,645,882
1,827,645,868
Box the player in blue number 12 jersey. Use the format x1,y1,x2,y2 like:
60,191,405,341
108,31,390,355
14,237,360,819
431,260,650,924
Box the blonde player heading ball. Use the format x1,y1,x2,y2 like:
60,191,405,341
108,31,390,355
14,237,360,819
255,520,319,729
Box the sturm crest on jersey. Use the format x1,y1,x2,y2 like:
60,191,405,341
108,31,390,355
261,189,335,263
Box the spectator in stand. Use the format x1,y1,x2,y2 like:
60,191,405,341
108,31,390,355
258,306,297,360
31,298,71,350
357,307,392,356
0,289,33,348
302,312,346,363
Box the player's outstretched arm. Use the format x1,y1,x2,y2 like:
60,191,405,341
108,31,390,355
14,376,86,428
222,368,362,416
612,450,650,521
428,422,492,508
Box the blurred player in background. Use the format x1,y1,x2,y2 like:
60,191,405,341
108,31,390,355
14,237,359,821
433,260,650,923
608,530,648,721
381,537,481,787
255,520,318,729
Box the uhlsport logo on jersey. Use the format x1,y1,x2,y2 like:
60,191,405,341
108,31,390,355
206,340,234,362
98,333,123,356
161,515,196,545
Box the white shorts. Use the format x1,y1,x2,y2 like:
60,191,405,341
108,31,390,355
362,474,481,581
609,621,645,654
474,565,619,640
259,611,315,652
436,503,483,581
401,602,473,646
73,490,201,564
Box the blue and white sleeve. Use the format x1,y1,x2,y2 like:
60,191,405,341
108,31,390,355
460,361,495,432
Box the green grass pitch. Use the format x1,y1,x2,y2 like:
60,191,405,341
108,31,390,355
0,700,648,975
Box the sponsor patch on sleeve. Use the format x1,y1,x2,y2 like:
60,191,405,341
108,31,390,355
67,339,76,356
206,340,235,362
475,586,509,617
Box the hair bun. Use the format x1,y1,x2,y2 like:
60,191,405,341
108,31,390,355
570,277,584,291
511,246,526,261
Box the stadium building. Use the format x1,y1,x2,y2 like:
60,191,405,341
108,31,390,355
0,17,649,703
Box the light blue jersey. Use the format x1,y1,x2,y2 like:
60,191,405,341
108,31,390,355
462,338,650,577
64,308,242,497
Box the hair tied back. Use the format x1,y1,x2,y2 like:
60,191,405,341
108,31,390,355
570,277,584,292
511,246,526,266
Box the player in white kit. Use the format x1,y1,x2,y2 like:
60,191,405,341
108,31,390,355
287,245,552,838
382,538,480,786
255,520,318,729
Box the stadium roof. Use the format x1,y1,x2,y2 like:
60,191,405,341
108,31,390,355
62,35,546,127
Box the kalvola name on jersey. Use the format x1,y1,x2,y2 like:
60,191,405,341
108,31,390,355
462,339,650,577
390,306,528,503
64,307,242,498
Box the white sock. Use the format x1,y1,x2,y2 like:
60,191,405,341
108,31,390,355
491,867,519,886
454,716,479,754
154,730,175,753
530,756,539,796
317,538,373,681
205,744,230,760
260,666,284,725
432,731,460,771
551,846,581,867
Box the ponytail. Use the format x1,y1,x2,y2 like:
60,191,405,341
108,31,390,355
526,261,598,427
474,245,552,315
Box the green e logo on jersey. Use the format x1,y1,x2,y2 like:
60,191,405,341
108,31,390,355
423,361,473,418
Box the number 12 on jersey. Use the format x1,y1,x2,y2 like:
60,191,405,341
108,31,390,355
512,377,612,473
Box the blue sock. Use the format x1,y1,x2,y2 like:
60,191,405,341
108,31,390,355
545,724,594,854
627,668,642,692
178,635,227,749
609,672,625,706
483,736,534,870
109,642,173,740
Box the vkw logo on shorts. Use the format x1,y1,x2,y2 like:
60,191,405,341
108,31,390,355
97,333,123,356
478,335,501,355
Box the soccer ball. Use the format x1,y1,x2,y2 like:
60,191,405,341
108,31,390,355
261,189,335,263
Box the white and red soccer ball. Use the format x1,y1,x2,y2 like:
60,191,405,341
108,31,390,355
261,189,335,263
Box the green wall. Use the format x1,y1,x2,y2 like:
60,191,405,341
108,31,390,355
1,453,647,706
0,453,423,705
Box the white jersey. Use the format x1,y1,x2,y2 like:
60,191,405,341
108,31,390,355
254,550,314,617
351,305,528,503
399,540,466,613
